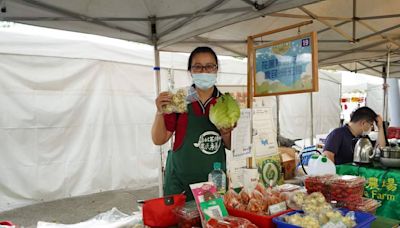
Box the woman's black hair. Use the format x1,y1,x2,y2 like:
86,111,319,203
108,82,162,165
187,46,218,71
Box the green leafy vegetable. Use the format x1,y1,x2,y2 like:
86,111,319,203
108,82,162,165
209,93,240,129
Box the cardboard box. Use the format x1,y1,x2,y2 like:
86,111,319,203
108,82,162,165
278,147,296,180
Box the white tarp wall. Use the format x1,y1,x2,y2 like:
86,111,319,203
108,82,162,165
279,70,342,140
0,31,160,211
366,84,385,118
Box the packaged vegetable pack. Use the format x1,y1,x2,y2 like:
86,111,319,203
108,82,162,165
162,88,188,114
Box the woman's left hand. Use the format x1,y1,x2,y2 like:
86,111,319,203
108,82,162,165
219,123,237,136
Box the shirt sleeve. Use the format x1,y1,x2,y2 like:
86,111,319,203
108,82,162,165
163,113,177,132
323,129,342,155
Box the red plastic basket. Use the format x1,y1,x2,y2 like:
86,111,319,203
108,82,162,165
0,221,15,226
227,207,292,228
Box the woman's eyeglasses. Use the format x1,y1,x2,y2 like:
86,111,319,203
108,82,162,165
191,64,218,73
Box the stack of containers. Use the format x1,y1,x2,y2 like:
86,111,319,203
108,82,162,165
173,201,202,228
330,175,366,207
345,197,381,214
304,174,335,201
304,175,366,208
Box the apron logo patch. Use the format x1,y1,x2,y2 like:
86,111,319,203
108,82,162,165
193,131,221,155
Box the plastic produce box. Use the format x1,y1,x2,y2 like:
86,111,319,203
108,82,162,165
330,175,365,204
272,208,376,228
173,201,201,228
227,207,292,228
304,174,335,200
345,197,381,215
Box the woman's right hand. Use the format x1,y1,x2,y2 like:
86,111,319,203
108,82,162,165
155,92,172,112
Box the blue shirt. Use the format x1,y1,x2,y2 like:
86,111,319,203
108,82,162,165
323,125,359,165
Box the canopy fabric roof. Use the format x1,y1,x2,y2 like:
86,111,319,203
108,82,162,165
1,0,400,77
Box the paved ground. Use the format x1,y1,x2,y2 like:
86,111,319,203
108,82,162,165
0,186,159,228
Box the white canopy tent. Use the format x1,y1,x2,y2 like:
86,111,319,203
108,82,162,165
0,26,341,211
1,0,399,211
1,0,399,77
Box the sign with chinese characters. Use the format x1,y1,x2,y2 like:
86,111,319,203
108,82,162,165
365,177,397,201
253,32,318,97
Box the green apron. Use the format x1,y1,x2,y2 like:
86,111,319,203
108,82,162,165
164,103,226,201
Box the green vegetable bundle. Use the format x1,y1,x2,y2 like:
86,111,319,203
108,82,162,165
209,93,240,129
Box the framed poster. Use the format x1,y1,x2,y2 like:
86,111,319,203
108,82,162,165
253,32,318,97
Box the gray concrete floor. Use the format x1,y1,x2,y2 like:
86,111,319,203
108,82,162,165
0,186,158,228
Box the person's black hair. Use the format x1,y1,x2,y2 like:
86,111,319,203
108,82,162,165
187,46,218,71
350,106,377,123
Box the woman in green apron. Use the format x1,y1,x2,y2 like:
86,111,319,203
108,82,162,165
151,47,235,201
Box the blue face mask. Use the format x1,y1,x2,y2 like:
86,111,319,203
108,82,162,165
192,73,217,90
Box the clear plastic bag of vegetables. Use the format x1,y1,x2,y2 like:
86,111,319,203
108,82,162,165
162,88,188,114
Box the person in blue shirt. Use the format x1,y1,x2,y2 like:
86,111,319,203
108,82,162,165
323,107,386,165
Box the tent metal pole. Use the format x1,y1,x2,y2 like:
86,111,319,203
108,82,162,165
318,21,352,34
339,64,352,72
276,96,280,145
383,49,391,122
357,24,400,42
357,20,400,48
320,40,388,62
339,83,343,127
299,6,353,42
154,46,161,95
157,0,227,38
352,0,356,43
359,14,400,20
310,92,314,145
356,61,382,74
154,45,163,197
150,16,163,197
15,0,148,38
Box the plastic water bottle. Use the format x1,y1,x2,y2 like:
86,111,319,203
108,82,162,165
208,162,226,194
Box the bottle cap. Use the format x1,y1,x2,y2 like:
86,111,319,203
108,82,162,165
321,157,328,163
213,162,221,170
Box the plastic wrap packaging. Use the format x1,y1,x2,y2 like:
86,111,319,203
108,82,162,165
330,175,365,204
345,197,381,214
304,174,335,200
238,188,251,205
281,190,358,228
224,189,240,209
162,88,188,114
206,216,258,228
37,208,143,228
173,201,201,228
246,198,263,214
283,209,357,228
276,183,302,193
224,186,286,216
285,191,307,210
